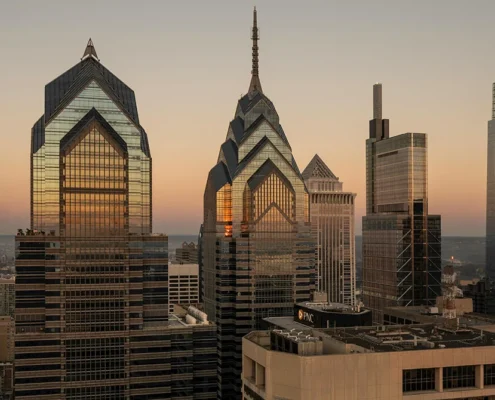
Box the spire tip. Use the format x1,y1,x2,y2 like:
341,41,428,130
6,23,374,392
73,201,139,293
248,7,262,94
82,38,99,61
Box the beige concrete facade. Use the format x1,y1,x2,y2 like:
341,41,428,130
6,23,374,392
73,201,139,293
243,331,495,400
168,263,199,314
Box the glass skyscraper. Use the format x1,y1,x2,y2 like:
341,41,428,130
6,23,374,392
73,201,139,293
302,155,356,306
15,40,217,400
487,83,495,280
201,9,315,399
362,84,442,323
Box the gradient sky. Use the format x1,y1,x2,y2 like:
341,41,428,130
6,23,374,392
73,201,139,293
0,0,493,235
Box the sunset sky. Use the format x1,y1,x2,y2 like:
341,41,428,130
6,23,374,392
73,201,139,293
0,0,493,236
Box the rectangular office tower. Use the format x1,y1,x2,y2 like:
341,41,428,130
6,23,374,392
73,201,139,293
201,8,315,399
362,84,441,324
302,155,357,306
15,41,216,400
487,83,495,281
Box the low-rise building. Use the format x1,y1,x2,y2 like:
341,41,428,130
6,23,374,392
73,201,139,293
243,323,495,399
175,242,198,264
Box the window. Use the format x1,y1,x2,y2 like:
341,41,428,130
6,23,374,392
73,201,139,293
402,368,435,392
485,364,495,386
443,365,475,389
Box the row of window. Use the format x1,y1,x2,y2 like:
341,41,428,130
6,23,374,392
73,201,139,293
403,365,495,393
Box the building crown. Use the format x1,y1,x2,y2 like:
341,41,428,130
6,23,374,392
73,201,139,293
81,38,99,61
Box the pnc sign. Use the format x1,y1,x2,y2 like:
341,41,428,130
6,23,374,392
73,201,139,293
298,309,314,324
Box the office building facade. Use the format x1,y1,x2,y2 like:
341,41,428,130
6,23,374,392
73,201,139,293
14,40,216,400
201,9,315,398
168,263,199,314
362,84,442,323
243,324,495,400
303,155,356,306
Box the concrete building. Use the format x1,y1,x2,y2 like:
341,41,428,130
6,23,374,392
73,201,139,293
302,155,357,306
0,276,14,317
175,242,199,264
168,263,199,314
363,83,442,323
243,323,495,400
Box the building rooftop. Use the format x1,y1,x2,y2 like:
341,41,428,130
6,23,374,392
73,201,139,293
263,316,310,331
141,306,213,331
246,323,495,356
298,301,369,315
385,305,495,328
321,324,494,352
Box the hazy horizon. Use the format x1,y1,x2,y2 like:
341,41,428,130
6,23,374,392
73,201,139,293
1,0,494,236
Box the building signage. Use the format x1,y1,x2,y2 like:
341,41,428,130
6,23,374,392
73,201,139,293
298,309,314,323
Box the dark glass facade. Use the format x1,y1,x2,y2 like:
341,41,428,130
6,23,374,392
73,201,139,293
201,9,315,399
363,84,442,324
15,42,216,400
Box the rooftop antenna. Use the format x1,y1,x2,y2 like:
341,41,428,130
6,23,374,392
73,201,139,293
81,38,99,61
248,7,263,95
373,83,382,119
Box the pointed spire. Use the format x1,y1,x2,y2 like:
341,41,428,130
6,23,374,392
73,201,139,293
248,7,263,95
81,38,99,61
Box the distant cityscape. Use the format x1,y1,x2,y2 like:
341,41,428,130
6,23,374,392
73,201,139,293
0,234,487,282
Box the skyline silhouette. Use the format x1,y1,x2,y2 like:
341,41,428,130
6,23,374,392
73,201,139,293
1,0,494,236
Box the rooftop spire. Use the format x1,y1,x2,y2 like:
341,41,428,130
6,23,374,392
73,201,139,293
81,38,99,61
248,7,263,95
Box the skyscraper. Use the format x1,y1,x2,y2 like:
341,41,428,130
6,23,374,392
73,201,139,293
15,40,217,400
302,155,356,306
487,83,495,280
201,8,315,399
362,84,441,323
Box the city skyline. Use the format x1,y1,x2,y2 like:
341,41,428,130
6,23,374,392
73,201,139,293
1,0,494,236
